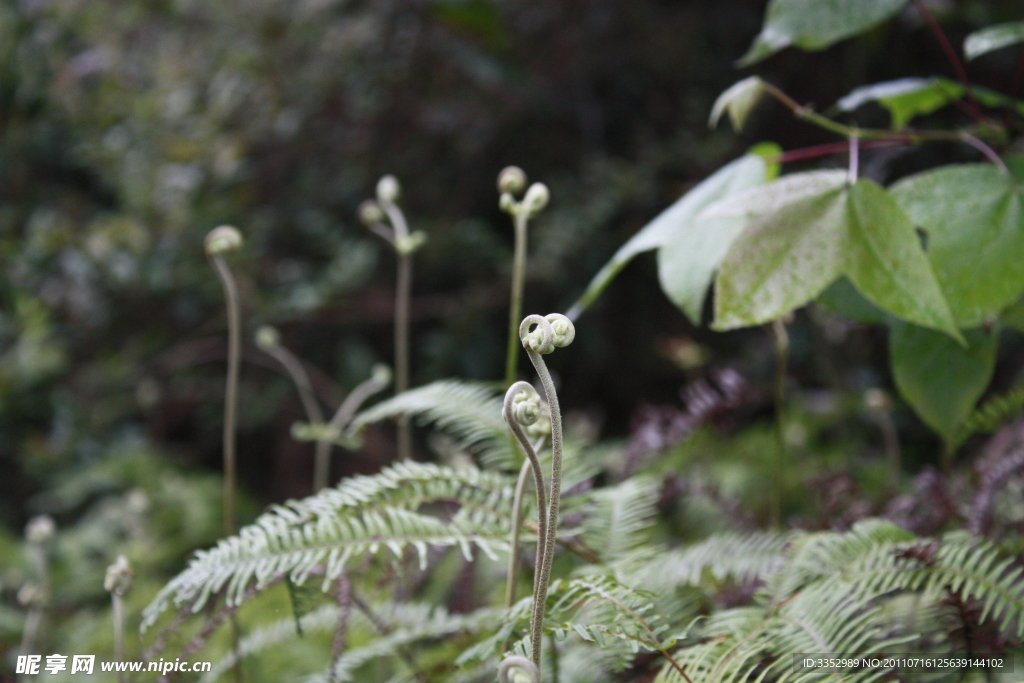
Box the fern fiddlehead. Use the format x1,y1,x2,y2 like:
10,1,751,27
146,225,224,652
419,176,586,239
498,655,540,683
508,313,575,670
498,167,549,386
503,382,550,614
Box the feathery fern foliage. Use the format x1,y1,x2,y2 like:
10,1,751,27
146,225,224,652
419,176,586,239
581,476,660,562
955,383,1024,446
348,380,513,468
618,529,793,595
655,520,1024,683
141,462,516,631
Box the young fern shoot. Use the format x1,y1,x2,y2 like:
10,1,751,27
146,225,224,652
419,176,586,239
104,556,132,683
498,167,550,386
18,515,54,679
256,325,392,491
498,166,552,611
503,313,575,671
503,383,549,611
255,326,326,489
359,176,426,461
499,655,540,683
205,225,244,535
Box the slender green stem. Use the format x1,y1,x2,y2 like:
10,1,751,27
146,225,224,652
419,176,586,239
506,458,532,610
18,539,47,683
760,80,1007,171
506,211,529,386
266,345,323,431
210,251,244,683
769,319,788,528
265,344,328,490
395,253,412,460
316,368,391,489
211,255,241,536
503,388,550,625
881,413,901,489
18,606,42,683
331,367,392,440
548,630,560,683
505,435,548,609
112,593,125,683
381,201,413,461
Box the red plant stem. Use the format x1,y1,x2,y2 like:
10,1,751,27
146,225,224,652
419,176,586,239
775,139,907,164
910,0,983,122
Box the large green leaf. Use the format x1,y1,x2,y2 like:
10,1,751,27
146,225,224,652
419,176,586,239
816,276,889,325
657,213,751,324
890,164,1024,328
965,22,1024,61
890,322,997,443
567,148,778,320
739,0,907,66
711,172,961,342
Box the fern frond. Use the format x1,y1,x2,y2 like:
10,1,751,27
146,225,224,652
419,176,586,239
955,383,1024,445
549,576,673,657
823,528,1024,637
621,530,793,595
142,463,516,631
581,476,660,562
454,596,533,667
656,520,1024,683
198,605,342,683
770,519,914,598
496,575,676,673
348,380,513,468
306,605,503,683
657,583,908,683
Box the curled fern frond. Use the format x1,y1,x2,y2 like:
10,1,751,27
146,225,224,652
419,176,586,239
142,463,516,631
348,380,513,468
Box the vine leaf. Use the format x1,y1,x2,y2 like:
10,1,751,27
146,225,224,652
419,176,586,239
836,77,962,129
891,164,1024,328
835,77,1024,127
739,0,907,66
890,322,997,444
568,147,778,322
709,77,766,132
711,172,962,343
965,21,1024,61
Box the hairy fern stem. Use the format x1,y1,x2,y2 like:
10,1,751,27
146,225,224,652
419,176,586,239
503,313,575,670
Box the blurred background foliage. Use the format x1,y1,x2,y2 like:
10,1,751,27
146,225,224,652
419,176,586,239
5,0,1024,673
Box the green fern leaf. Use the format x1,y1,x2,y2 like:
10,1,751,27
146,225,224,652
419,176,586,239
581,476,660,561
348,380,513,468
141,463,516,632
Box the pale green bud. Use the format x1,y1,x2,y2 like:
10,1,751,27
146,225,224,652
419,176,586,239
204,225,243,255
376,174,401,203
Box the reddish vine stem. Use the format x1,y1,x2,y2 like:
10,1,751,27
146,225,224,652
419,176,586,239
909,0,983,123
